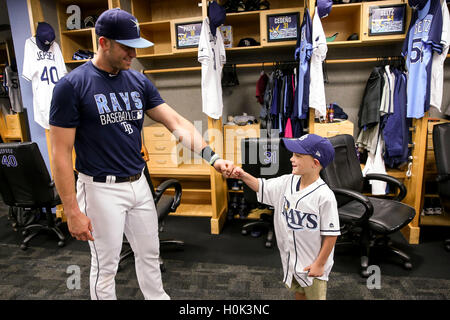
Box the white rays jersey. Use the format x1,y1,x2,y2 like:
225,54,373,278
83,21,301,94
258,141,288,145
309,7,328,118
22,37,67,129
257,174,340,287
430,0,449,111
198,17,226,119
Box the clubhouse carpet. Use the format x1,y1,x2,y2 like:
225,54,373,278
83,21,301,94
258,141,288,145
0,200,449,300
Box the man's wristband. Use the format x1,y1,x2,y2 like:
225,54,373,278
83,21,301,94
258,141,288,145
201,146,221,166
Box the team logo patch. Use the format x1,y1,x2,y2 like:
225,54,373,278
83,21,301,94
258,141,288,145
329,223,334,228
298,134,309,141
131,19,140,35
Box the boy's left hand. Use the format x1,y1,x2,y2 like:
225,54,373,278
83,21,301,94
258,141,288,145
304,262,324,277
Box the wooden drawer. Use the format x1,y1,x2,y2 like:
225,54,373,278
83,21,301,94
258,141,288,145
143,124,176,141
146,140,178,154
148,151,183,168
314,120,354,138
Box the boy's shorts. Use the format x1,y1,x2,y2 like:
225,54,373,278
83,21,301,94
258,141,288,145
286,277,327,300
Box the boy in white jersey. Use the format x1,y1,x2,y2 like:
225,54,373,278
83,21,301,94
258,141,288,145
231,134,340,300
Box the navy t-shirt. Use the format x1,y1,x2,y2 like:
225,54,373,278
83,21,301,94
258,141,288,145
50,61,165,177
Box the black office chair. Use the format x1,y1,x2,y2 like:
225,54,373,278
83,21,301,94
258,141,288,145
240,137,293,248
320,134,416,277
0,142,66,250
118,165,184,272
432,123,450,251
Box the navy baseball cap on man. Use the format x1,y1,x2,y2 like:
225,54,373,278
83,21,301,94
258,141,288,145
36,22,55,52
282,134,335,168
95,8,153,48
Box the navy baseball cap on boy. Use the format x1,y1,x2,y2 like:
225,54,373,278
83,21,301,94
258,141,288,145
36,22,55,52
95,8,153,48
282,134,335,168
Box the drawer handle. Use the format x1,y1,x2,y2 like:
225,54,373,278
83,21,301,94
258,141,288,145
153,133,165,137
156,160,167,164
155,146,166,151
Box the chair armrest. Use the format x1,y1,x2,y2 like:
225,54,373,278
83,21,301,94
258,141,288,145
364,173,407,201
331,187,374,225
155,179,182,212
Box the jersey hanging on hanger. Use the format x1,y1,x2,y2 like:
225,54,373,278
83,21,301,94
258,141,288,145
294,8,313,120
309,7,328,118
198,17,226,119
401,0,443,119
5,65,24,113
430,0,449,111
22,37,67,129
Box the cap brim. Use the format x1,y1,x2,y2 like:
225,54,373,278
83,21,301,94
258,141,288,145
116,38,154,48
281,138,309,155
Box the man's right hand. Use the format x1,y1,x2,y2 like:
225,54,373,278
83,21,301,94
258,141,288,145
67,211,94,241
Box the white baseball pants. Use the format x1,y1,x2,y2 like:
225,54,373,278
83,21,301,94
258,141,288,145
76,171,170,300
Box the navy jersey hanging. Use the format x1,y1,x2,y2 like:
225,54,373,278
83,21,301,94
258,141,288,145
294,8,313,120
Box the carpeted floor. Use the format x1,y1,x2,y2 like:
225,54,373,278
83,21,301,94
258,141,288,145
1,200,450,300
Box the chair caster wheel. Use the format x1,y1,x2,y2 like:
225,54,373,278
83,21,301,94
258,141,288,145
241,229,248,236
58,241,65,248
403,262,412,270
20,244,28,251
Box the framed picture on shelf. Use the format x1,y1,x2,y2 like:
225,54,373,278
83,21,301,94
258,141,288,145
175,21,202,49
369,4,406,36
266,12,300,42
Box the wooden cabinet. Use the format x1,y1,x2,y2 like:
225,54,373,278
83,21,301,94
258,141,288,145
314,120,354,138
143,124,183,168
361,0,412,43
56,0,116,64
419,119,450,228
223,123,260,165
130,0,202,58
321,0,411,47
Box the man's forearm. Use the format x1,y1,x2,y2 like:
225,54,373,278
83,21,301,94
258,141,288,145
170,116,207,155
52,151,79,215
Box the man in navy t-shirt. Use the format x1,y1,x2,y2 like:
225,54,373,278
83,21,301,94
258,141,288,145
49,8,234,300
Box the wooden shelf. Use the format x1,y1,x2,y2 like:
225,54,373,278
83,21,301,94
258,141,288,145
169,203,213,217
148,162,211,177
420,212,450,227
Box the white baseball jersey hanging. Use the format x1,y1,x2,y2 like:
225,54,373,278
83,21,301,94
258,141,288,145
430,0,449,111
198,1,226,120
309,6,329,118
22,22,67,129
